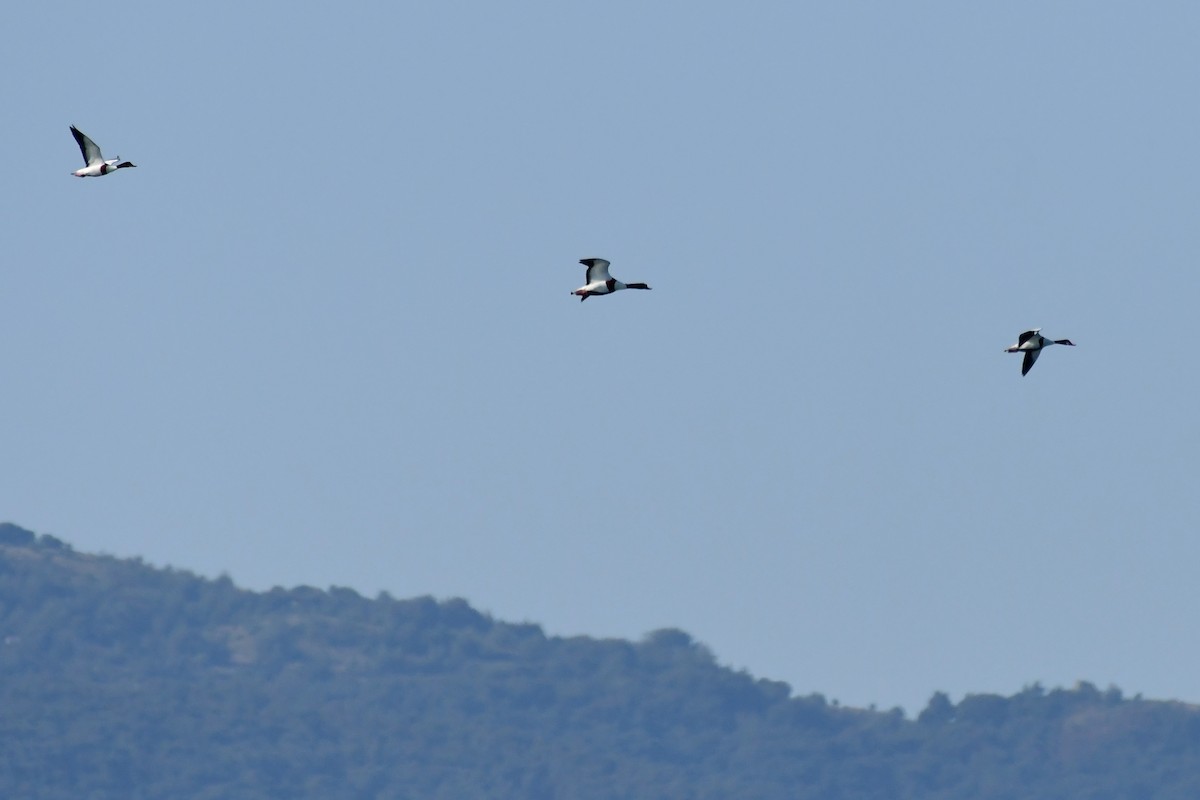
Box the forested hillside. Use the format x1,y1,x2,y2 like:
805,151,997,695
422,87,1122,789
1,522,1198,799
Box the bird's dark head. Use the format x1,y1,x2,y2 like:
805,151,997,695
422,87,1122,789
1055,339,1075,346
116,161,137,169
626,283,651,290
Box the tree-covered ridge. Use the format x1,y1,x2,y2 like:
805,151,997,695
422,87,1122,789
1,522,1198,799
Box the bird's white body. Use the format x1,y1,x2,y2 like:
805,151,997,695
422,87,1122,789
1004,328,1075,375
73,159,123,178
69,126,136,177
576,278,634,296
571,258,651,301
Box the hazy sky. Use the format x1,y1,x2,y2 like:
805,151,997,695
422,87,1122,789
5,2,1200,714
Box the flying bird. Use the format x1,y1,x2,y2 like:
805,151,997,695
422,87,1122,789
69,126,136,177
571,258,651,302
1004,329,1075,376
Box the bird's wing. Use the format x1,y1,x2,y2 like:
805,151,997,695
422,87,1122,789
579,258,611,283
1017,329,1040,346
70,126,103,166
1022,349,1040,376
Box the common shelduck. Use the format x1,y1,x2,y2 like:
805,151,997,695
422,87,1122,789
1005,329,1075,376
69,126,136,177
571,258,651,302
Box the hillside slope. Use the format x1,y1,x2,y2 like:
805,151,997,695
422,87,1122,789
1,523,1198,799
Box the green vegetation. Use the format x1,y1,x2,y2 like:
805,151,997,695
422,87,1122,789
1,522,1198,799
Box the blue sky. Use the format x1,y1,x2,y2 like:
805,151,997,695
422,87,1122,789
4,2,1200,714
